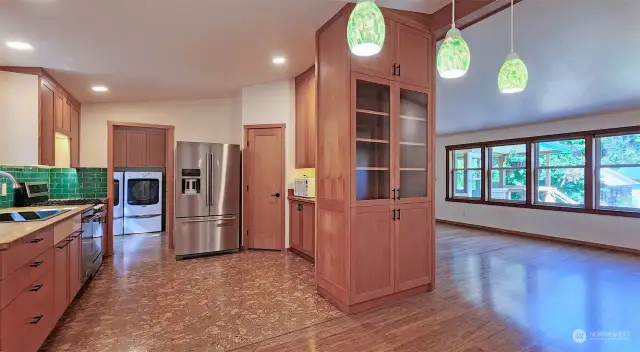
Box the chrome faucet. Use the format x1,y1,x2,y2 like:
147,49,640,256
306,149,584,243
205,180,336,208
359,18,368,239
0,171,21,189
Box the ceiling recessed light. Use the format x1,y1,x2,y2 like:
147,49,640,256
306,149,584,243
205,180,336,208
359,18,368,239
6,41,34,51
272,56,286,65
91,85,109,92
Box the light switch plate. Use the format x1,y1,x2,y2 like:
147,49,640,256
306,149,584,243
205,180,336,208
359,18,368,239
1,183,6,197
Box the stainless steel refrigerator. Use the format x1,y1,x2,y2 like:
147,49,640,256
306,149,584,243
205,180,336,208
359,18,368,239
174,142,241,258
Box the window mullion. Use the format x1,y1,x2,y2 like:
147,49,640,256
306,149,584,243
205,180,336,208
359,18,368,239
526,141,533,205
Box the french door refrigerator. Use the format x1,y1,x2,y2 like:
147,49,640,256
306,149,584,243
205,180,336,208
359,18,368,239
174,142,241,258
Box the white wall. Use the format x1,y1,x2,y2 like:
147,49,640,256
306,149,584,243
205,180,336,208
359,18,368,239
0,71,39,165
436,108,640,250
240,80,296,247
80,98,239,167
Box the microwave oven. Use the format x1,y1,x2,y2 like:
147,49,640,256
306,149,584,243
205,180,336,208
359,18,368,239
293,177,315,198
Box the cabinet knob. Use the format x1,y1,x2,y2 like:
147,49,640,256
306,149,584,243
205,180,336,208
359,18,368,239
30,261,43,267
30,238,44,244
392,63,397,76
29,284,44,292
397,64,401,76
30,315,44,325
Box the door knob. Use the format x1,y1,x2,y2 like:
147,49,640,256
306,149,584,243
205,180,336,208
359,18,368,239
271,193,281,198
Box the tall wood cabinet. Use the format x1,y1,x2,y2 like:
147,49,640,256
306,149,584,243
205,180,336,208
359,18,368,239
295,66,317,168
315,4,435,313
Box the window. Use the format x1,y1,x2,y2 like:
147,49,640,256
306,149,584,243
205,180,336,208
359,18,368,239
597,133,640,211
488,144,527,202
451,148,481,198
535,139,586,206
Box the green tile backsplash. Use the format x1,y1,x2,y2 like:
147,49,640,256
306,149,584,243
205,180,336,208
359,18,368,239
0,166,107,208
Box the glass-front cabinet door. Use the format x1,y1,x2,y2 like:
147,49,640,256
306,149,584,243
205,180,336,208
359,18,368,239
353,76,393,205
395,84,429,203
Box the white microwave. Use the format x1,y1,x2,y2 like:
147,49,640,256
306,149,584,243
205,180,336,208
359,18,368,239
293,177,315,198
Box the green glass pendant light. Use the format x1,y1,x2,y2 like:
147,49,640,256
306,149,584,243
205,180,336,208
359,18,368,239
347,0,385,57
498,0,528,93
436,0,471,79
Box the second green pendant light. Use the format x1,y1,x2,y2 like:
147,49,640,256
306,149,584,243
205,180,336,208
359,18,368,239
497,0,528,93
347,0,385,57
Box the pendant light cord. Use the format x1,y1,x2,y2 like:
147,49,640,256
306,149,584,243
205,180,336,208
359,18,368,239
510,0,514,52
451,0,455,29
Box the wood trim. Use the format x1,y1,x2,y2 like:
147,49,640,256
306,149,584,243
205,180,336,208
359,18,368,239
380,7,430,33
295,65,315,85
429,0,524,41
525,141,532,205
436,219,640,256
585,135,595,210
106,121,175,256
318,284,430,314
242,124,287,252
288,248,314,263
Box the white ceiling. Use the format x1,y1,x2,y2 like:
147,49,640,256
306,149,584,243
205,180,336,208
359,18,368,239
436,0,640,135
0,0,448,104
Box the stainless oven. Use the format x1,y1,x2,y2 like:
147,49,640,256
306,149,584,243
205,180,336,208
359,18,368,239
81,205,105,284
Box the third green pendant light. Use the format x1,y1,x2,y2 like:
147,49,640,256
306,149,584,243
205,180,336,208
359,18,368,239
497,0,528,93
436,0,471,79
347,0,385,57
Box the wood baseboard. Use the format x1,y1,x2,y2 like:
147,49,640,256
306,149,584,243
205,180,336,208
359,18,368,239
288,248,315,263
318,284,431,314
436,219,640,256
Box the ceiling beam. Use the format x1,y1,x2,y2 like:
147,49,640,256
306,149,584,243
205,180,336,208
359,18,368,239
429,0,524,41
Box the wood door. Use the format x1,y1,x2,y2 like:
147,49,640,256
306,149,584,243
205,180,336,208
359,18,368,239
352,74,394,207
289,201,302,249
54,92,64,132
395,203,431,291
62,100,72,134
113,128,127,167
147,129,166,166
350,205,394,304
246,126,285,250
53,239,70,321
40,83,56,166
393,82,429,204
301,202,315,257
351,20,395,80
126,129,149,167
245,127,284,250
68,234,81,299
70,106,80,167
395,23,432,88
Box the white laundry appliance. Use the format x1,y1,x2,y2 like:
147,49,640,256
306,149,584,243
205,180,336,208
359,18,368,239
113,172,124,236
124,171,163,234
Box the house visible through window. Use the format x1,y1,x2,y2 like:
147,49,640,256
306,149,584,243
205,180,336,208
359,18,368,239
452,148,481,198
597,133,640,211
535,139,586,206
488,144,527,202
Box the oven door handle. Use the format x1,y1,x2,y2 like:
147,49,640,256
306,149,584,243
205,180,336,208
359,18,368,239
127,214,162,219
181,216,236,223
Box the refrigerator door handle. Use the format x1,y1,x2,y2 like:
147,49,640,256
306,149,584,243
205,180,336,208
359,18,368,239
209,152,214,206
180,217,236,224
205,152,210,207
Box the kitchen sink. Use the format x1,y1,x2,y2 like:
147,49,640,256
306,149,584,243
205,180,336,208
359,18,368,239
0,208,74,223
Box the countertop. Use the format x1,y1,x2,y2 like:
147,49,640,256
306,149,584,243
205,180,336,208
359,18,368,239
288,195,315,204
0,204,95,250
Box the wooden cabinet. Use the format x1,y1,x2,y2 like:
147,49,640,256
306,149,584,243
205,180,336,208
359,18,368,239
147,129,167,167
62,101,72,134
54,93,64,132
295,67,317,168
68,234,81,299
288,199,315,260
70,106,80,168
350,19,432,89
315,5,434,313
113,129,128,167
53,239,70,321
114,127,167,167
39,83,56,167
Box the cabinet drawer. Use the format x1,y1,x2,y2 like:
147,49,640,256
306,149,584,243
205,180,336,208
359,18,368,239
1,227,53,280
53,215,81,244
0,248,54,310
2,268,55,352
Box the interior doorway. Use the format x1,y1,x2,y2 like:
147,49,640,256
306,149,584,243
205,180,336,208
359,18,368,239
243,124,286,251
106,121,175,256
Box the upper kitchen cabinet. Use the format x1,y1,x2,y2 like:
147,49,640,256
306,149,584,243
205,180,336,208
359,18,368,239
295,66,317,168
0,67,81,167
350,13,433,89
114,126,167,168
113,129,128,167
147,129,167,167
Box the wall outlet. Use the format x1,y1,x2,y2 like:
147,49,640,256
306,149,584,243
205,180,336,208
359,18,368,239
1,183,6,197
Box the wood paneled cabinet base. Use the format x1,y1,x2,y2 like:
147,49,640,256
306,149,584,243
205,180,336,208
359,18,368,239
289,199,315,261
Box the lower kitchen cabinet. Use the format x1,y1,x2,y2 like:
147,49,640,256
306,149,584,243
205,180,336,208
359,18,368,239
68,234,82,300
54,238,70,321
289,198,315,261
394,203,432,292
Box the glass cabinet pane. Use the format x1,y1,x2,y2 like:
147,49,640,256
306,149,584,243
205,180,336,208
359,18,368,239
355,79,390,201
398,88,428,199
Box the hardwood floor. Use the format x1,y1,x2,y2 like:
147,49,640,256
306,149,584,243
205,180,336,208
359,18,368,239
42,225,640,351
238,224,640,352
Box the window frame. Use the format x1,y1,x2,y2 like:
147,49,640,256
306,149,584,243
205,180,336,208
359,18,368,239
445,126,640,219
595,132,640,213
487,143,528,203
449,147,483,199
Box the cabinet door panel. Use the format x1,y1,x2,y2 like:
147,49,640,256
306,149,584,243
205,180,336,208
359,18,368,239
295,75,310,168
351,205,394,303
290,202,302,249
301,202,315,257
396,24,432,88
307,76,317,167
70,106,80,167
68,235,81,299
126,129,148,167
54,240,70,321
63,101,72,134
55,93,64,132
147,129,166,167
113,129,127,167
395,203,431,291
40,83,56,166
351,21,394,80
